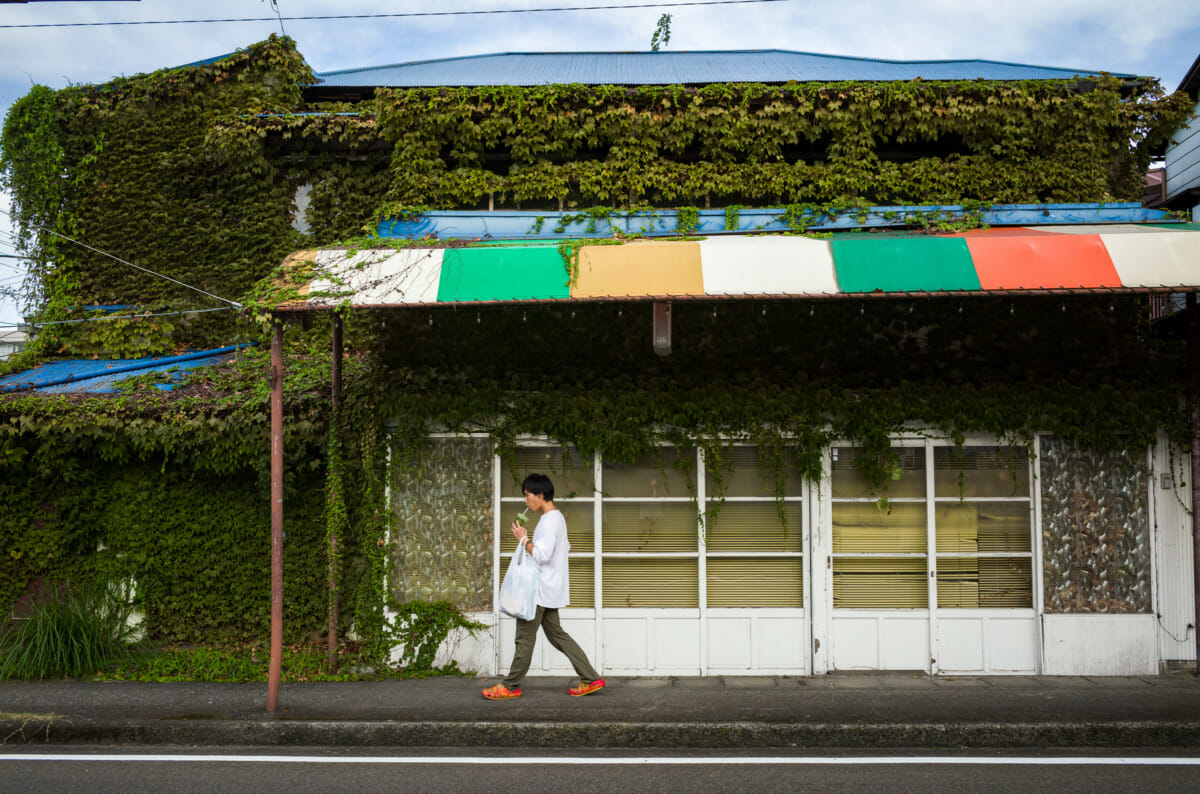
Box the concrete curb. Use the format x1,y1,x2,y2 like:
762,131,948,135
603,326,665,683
5,718,1200,748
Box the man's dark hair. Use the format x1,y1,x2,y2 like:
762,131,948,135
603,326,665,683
522,473,555,502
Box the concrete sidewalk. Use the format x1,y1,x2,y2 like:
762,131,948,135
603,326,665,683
3,672,1200,749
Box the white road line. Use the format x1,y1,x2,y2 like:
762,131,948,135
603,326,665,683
2,755,1200,766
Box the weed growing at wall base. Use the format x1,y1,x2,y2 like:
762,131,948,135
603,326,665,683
0,581,141,680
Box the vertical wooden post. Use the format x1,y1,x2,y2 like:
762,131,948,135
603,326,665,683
328,314,343,673
1188,294,1200,673
268,319,284,713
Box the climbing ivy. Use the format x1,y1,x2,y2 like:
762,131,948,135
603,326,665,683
0,38,1195,669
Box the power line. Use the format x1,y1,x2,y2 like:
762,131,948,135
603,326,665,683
0,207,241,309
0,306,235,329
0,0,790,28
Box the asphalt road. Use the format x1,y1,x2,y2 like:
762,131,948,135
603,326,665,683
3,748,1199,793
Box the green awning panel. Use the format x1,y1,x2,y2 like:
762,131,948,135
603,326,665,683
436,246,570,303
831,237,981,293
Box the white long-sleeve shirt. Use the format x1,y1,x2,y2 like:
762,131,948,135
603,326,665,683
528,509,571,608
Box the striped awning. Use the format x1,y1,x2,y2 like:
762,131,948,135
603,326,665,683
279,224,1200,309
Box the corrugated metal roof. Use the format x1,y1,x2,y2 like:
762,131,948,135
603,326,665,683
0,345,252,394
315,50,1129,88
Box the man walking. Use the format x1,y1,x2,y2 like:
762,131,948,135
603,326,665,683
483,473,605,699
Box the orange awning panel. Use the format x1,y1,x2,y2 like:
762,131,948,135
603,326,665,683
965,233,1122,290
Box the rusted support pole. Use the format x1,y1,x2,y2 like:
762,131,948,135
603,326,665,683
328,314,343,673
1188,293,1200,674
268,319,285,713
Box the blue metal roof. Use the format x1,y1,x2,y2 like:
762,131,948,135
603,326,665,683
315,50,1130,88
0,345,252,394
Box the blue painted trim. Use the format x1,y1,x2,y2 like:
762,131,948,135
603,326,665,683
377,203,1181,241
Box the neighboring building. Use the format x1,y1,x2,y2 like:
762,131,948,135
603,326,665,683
0,328,26,360
1164,51,1200,218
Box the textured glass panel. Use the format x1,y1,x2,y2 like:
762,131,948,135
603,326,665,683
390,438,493,611
500,445,594,498
832,447,926,498
601,502,698,552
936,557,1032,608
1040,435,1151,613
569,557,595,608
935,503,1031,553
707,558,804,607
934,446,1030,497
603,447,696,497
704,446,805,498
832,502,926,553
832,557,927,608
705,503,803,552
602,559,698,607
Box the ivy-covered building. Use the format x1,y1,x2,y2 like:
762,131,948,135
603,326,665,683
2,37,1199,679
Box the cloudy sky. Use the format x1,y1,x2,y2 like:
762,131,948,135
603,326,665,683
2,0,1199,325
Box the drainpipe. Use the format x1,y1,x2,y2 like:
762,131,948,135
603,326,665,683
328,314,343,673
1189,294,1200,673
268,319,285,713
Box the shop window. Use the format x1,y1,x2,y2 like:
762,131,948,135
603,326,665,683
500,443,596,607
391,437,494,611
705,446,804,607
831,444,1034,610
601,448,698,608
933,446,1033,609
831,446,928,608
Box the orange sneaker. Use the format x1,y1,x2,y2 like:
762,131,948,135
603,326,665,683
482,683,522,700
568,679,606,697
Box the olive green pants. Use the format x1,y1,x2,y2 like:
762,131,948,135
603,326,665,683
503,606,600,689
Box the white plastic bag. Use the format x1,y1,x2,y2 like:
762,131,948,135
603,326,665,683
498,543,540,621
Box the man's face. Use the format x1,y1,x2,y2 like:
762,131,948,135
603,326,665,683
523,490,545,511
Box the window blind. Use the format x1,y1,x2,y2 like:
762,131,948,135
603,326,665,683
832,557,928,608
933,446,1029,498
602,559,698,607
832,502,927,554
499,445,595,498
706,503,803,552
936,557,1032,608
707,558,804,607
602,447,695,498
935,503,1031,554
832,447,926,499
601,502,698,552
705,445,805,498
569,558,595,607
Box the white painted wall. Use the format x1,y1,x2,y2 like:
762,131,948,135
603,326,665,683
386,609,497,675
1041,614,1158,675
706,610,809,674
937,612,1038,673
1152,435,1196,664
831,613,930,671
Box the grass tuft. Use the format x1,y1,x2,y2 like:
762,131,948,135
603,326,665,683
0,581,142,680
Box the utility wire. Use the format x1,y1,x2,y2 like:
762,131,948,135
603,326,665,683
0,306,235,329
0,207,242,309
0,0,790,28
